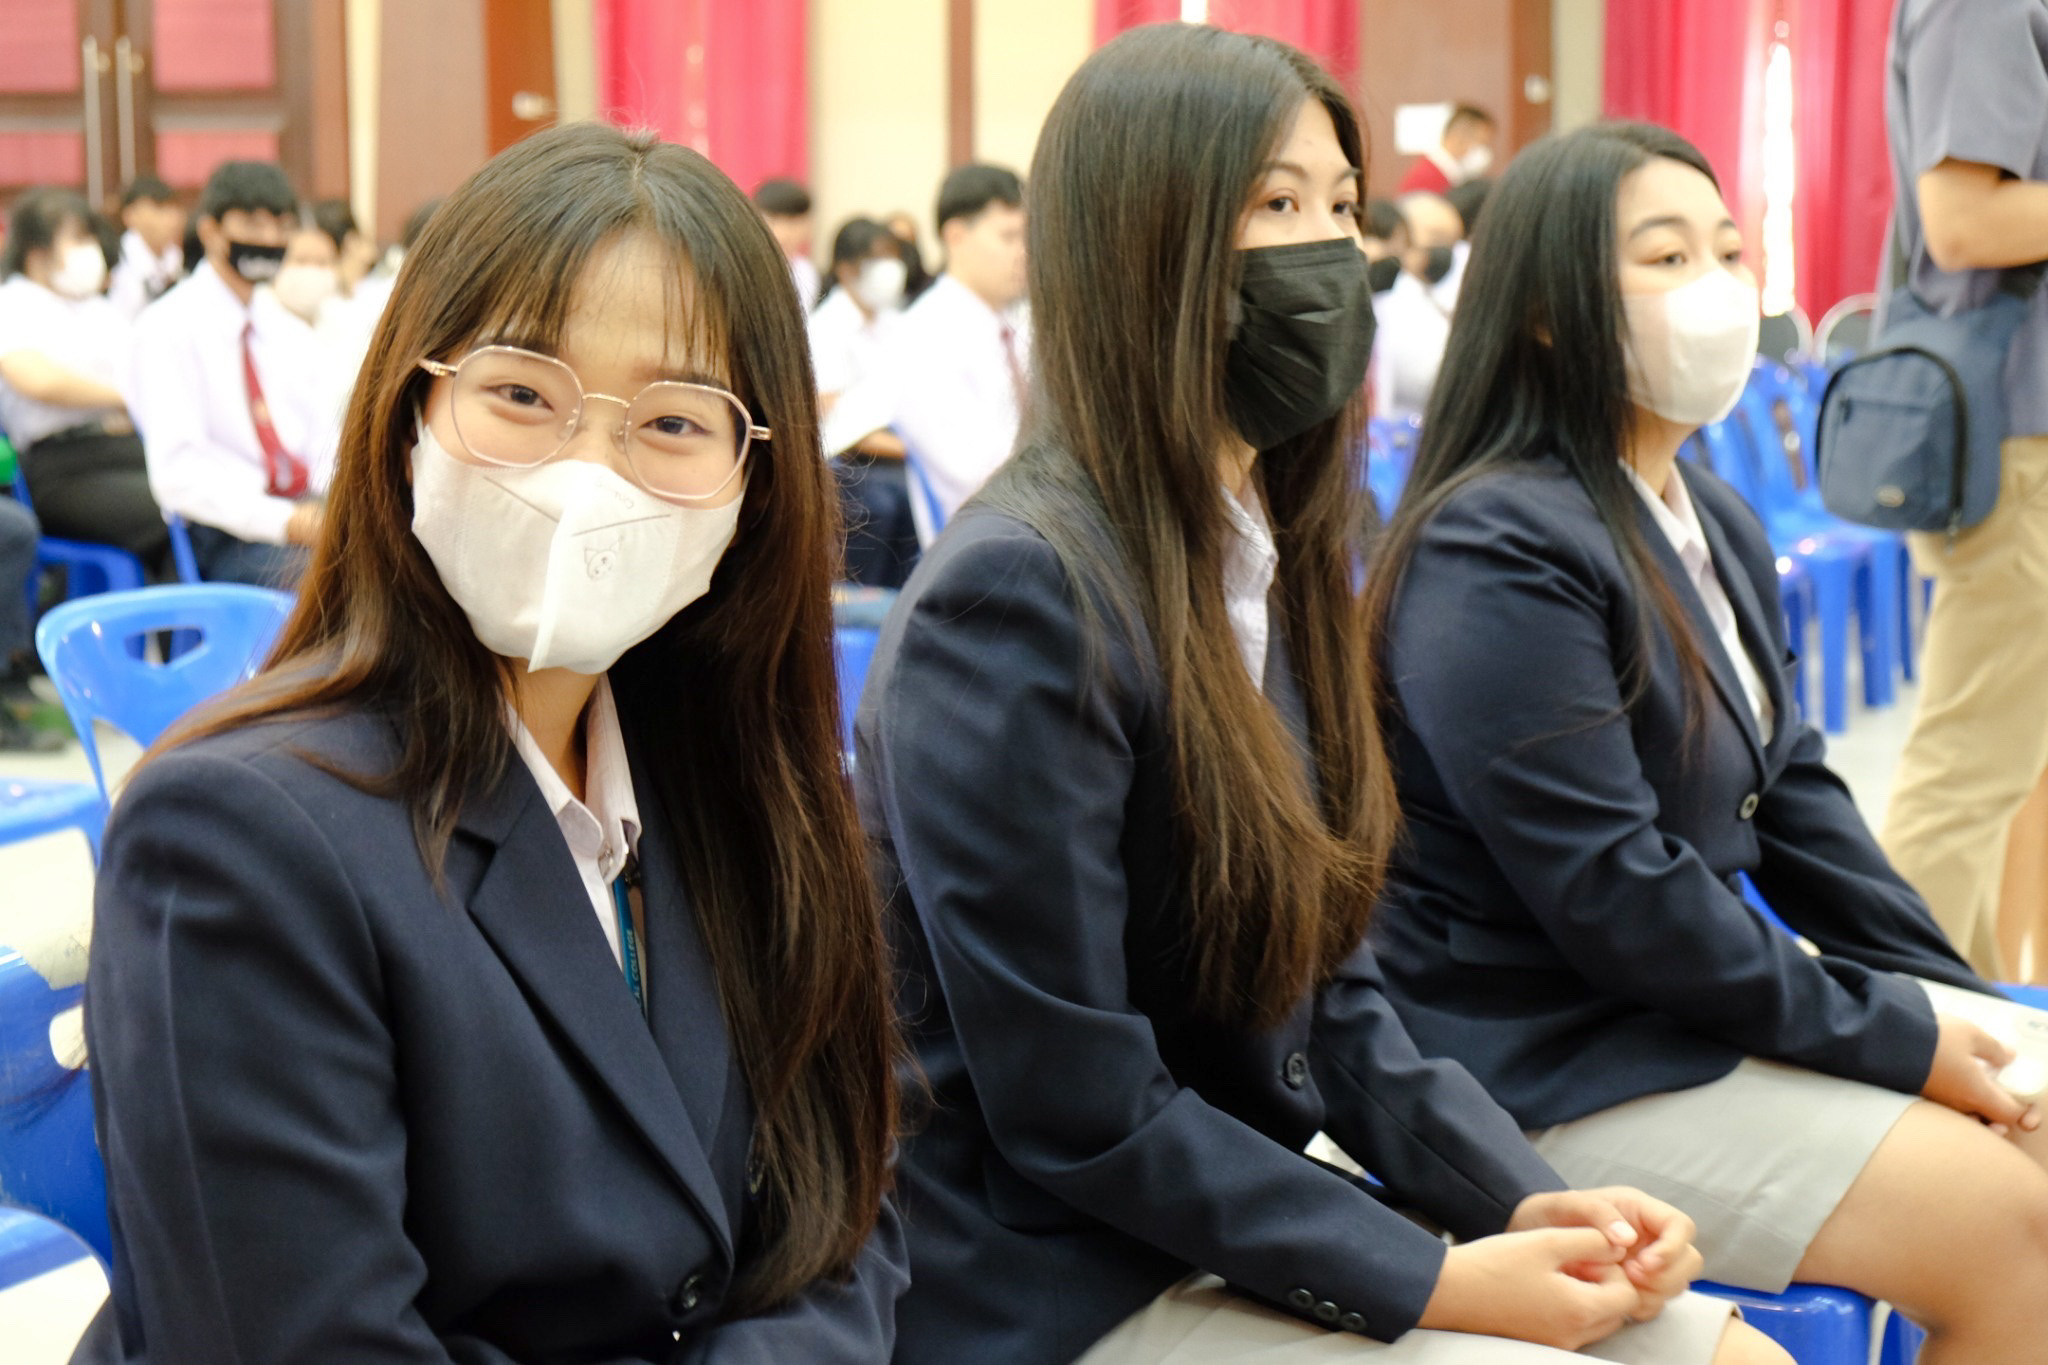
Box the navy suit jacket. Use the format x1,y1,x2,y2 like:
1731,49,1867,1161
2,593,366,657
855,502,1565,1365
78,707,907,1364
1373,457,1991,1132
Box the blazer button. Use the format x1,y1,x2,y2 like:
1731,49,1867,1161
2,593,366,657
1287,1287,1315,1310
1339,1311,1367,1333
1738,792,1760,820
1282,1052,1310,1090
669,1272,705,1315
1314,1299,1341,1323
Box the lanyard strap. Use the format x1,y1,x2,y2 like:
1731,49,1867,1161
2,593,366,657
612,864,645,1018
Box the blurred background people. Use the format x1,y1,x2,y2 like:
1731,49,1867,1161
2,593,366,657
754,176,819,304
1399,101,1499,195
107,176,184,321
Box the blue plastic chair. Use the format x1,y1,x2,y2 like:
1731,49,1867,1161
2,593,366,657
1366,415,1423,516
34,585,295,802
167,513,202,584
12,470,148,609
1697,1282,1874,1362
0,912,112,1272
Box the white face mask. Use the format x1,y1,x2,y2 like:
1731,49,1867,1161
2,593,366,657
852,256,907,313
1458,145,1495,178
271,263,338,322
51,242,108,299
409,420,744,674
1623,268,1761,428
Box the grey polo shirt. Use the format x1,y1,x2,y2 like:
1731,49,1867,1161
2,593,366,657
1884,0,2048,437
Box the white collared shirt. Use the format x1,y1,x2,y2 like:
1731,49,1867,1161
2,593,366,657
507,678,644,972
1370,242,1467,418
0,274,130,448
107,230,182,321
1628,463,1776,742
126,260,338,545
808,285,902,456
881,272,1031,534
1222,482,1279,690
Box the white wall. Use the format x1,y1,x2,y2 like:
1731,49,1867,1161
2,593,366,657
1552,0,1605,131
809,0,951,274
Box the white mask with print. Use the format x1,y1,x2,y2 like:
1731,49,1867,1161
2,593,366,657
1623,268,1761,428
51,242,108,300
852,256,907,313
409,419,744,674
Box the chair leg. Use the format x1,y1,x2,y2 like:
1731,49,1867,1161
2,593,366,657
1857,553,1899,710
1809,560,1853,734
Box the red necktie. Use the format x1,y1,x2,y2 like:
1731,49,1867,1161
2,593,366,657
998,319,1027,409
242,322,308,499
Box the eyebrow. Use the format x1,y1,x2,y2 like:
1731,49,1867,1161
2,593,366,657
1627,214,1740,239
479,335,729,388
1262,158,1365,185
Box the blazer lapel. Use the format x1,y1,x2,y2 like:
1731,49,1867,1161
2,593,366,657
1631,496,1769,776
455,766,734,1258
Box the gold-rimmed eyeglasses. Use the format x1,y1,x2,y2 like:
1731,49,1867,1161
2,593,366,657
417,344,768,503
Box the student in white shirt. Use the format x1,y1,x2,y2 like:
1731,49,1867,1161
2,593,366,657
312,198,380,300
268,225,342,328
811,217,918,585
754,178,821,308
107,176,184,321
885,163,1029,532
0,187,169,574
127,161,333,588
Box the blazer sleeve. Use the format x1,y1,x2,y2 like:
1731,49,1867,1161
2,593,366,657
1751,722,1992,994
1386,486,1939,1097
88,748,670,1365
675,1197,909,1365
874,526,1455,1344
1312,945,1566,1242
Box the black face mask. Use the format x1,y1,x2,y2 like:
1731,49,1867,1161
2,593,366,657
225,240,287,284
1223,238,1377,452
1418,244,1457,286
1366,254,1402,295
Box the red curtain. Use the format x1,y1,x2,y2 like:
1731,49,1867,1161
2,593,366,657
1788,0,1893,318
1094,1,1358,80
595,0,807,195
1604,0,1775,290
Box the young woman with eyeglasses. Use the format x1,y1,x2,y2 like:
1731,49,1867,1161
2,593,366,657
74,122,904,1364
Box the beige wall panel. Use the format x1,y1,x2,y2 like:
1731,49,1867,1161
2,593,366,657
810,0,950,275
972,0,1091,181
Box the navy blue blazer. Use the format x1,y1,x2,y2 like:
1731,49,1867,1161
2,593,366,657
78,707,906,1364
1372,457,1991,1132
855,501,1566,1365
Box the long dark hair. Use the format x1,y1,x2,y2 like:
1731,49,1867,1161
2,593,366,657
983,22,1394,1030
162,123,896,1312
819,214,896,307
1362,121,1717,732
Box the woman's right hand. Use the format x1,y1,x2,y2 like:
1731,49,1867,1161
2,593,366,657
1922,1012,2043,1135
1415,1227,1641,1349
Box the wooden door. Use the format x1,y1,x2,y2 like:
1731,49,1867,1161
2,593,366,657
1358,0,1555,199
0,0,120,207
118,0,318,194
484,0,557,155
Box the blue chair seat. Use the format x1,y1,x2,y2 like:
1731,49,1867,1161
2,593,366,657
0,778,105,863
1697,1281,1923,1363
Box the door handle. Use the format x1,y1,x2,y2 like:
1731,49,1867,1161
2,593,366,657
115,37,138,184
81,36,106,205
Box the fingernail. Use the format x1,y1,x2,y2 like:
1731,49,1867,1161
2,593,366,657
1608,1220,1635,1243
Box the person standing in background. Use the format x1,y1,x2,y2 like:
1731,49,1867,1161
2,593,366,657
883,163,1029,534
754,177,820,306
127,161,332,588
1877,0,2048,980
107,176,184,320
1398,103,1497,196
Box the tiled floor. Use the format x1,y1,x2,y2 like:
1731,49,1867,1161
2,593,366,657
0,677,1923,1361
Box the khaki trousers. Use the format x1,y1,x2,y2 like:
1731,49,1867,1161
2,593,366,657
1882,435,2048,979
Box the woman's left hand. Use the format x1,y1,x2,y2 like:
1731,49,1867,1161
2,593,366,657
1507,1187,1704,1320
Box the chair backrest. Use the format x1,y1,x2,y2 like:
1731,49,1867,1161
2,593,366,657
0,920,111,1268
1757,309,1813,366
166,513,202,585
1815,293,1878,366
34,585,295,798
